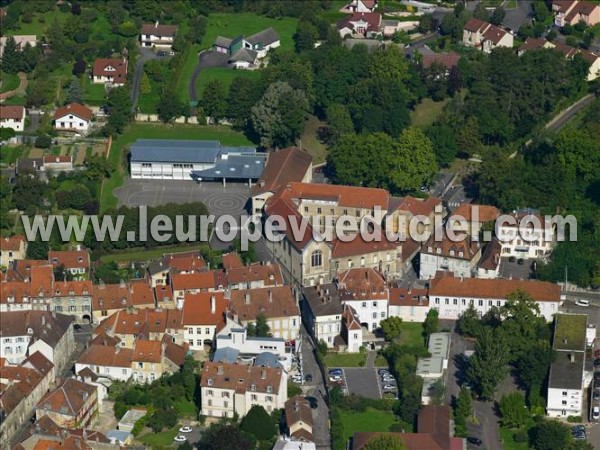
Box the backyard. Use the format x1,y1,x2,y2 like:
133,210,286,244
324,351,367,368
101,123,252,212
410,98,449,129
81,76,108,106
99,243,210,264
397,322,426,348
338,407,399,443
195,67,260,100
0,72,21,94
5,8,70,35
138,426,178,447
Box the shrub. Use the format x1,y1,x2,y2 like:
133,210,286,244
567,416,582,423
34,135,52,148
513,430,527,442
114,402,127,419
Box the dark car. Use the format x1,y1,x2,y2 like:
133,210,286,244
467,437,482,446
508,256,516,262
594,358,600,367
592,389,600,401
517,258,525,265
304,374,313,382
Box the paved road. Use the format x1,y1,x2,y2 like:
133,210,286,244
189,51,229,102
545,93,596,134
502,0,532,32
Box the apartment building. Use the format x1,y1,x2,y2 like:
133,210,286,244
182,292,228,351
146,250,207,288
388,287,429,323
92,280,155,323
75,344,134,382
419,233,482,280
336,268,388,331
48,249,91,280
36,378,98,428
50,280,94,324
497,211,556,259
0,235,27,267
301,284,344,349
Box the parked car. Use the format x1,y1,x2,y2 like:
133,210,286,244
329,375,342,382
467,437,482,446
382,376,395,383
571,425,585,433
305,374,313,382
174,436,187,442
517,258,525,265
575,299,590,307
329,369,343,376
592,406,600,421
508,256,516,262
378,368,390,374
179,426,192,433
382,384,397,392
592,389,600,401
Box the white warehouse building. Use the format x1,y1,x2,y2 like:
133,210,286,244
129,139,266,183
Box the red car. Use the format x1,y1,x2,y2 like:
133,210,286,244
595,349,600,358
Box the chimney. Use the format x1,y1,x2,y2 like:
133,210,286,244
42,315,46,326
268,290,272,303
245,292,250,304
155,20,159,28
261,368,267,380
210,295,216,314
569,353,575,363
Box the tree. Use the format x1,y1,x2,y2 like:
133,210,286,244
255,313,271,337
454,387,472,437
1,36,21,74
317,339,328,357
26,238,49,260
199,423,255,450
201,80,227,123
466,327,509,400
447,65,463,96
104,86,132,135
326,103,354,145
473,3,490,21
390,127,438,194
426,124,456,168
240,405,276,441
423,306,439,337
85,154,115,180
456,304,481,337
517,344,554,391
380,316,404,342
455,117,482,157
499,392,529,428
66,79,83,104
490,7,506,26
251,81,309,148
428,378,445,405
72,59,86,76
294,21,318,53
69,185,92,210
529,420,572,450
13,174,47,211
157,90,186,122
35,135,52,148
227,76,263,128
363,434,407,450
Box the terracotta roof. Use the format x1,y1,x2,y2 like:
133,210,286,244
201,361,283,394
93,282,132,311
337,12,382,32
48,250,90,270
389,287,429,307
129,279,155,307
52,280,93,296
285,395,313,435
0,311,73,347
478,238,502,271
53,103,92,122
429,275,561,302
0,280,30,304
553,41,579,58
464,17,487,32
389,196,442,217
92,57,127,82
337,268,387,301
264,196,314,250
422,52,460,69
518,37,549,53
171,271,218,292
580,49,600,64
553,0,574,13
43,155,72,164
230,286,299,322
165,251,206,272
37,378,96,417
77,344,133,368
22,351,54,376
141,22,178,36
96,308,183,337
0,105,25,120
0,235,26,251
162,334,189,366
250,147,313,197
182,291,228,327
331,234,397,259
451,204,500,223
361,0,377,8
422,232,481,261
132,339,162,363
574,1,600,15
89,331,121,347
342,304,362,330
418,405,451,448
33,436,93,450
31,414,110,444
226,263,284,287
8,259,47,281
222,252,243,269
30,265,54,297
482,23,509,45
273,182,389,210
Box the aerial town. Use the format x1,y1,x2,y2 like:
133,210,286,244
0,0,599,449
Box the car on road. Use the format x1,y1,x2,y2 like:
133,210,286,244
382,384,397,392
509,256,516,263
575,299,590,307
466,437,482,446
592,406,600,421
179,426,192,433
517,258,525,265
174,436,187,442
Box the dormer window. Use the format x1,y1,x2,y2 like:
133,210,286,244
427,246,433,253
436,248,441,254
458,252,464,258
266,386,272,393
207,378,213,386
251,384,256,391
449,250,455,256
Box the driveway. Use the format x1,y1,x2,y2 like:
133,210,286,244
502,0,532,32
189,51,230,102
131,47,169,112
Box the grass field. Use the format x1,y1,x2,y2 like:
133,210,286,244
201,13,298,52
324,352,367,368
398,322,425,348
338,408,398,443
499,427,530,450
6,8,70,36
81,76,107,106
1,95,26,106
174,44,202,104
410,98,449,128
195,67,260,99
175,399,198,417
0,146,26,165
300,116,328,164
99,243,209,264
101,123,252,212
139,426,178,447
137,78,162,114
1,72,21,94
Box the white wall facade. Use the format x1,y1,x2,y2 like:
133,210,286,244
0,116,25,131
497,223,555,259
0,334,31,364
54,114,90,133
343,299,388,331
130,161,214,180
75,362,132,382
141,34,174,48
388,304,429,323
184,325,217,351
547,387,583,418
420,253,476,280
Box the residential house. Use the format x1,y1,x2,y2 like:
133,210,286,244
388,287,429,322
53,103,93,134
36,378,98,428
351,405,464,449
0,265,55,314
48,249,91,280
92,280,155,323
0,105,26,132
341,304,363,353
463,18,513,53
580,49,600,81
547,314,587,418
347,0,378,13
171,271,221,304
428,273,562,321
75,344,134,382
337,12,382,38
417,333,451,405
250,147,313,215
420,50,460,73
225,263,284,290
214,325,288,365
448,204,500,236
222,252,243,269
284,395,313,443
92,57,128,86
335,268,388,331
0,310,74,373
496,210,556,259
213,28,280,69
386,195,443,240
0,353,54,449
476,238,502,279
419,232,482,280
200,362,287,418
146,250,206,288
0,235,27,267
140,22,177,49
302,283,344,349
131,340,163,383
230,286,301,341
50,280,94,323
552,0,600,27
182,292,228,351
0,35,36,56
517,37,555,56
42,155,74,173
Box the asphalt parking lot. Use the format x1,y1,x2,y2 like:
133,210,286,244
113,178,250,217
498,257,534,280
343,367,382,399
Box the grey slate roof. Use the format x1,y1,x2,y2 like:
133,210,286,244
302,284,344,317
129,139,257,164
191,153,266,180
229,48,258,64
0,311,73,348
246,27,280,47
255,351,282,368
214,36,233,48
213,347,240,364
548,350,584,390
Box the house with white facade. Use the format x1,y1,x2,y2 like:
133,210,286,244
347,0,378,13
428,273,563,321
48,248,91,280
0,105,26,132
388,287,429,323
215,325,286,357
200,362,287,418
463,18,513,53
337,12,382,38
182,292,228,352
302,284,344,349
75,344,133,381
419,233,482,280
53,103,93,134
213,28,280,69
92,57,128,85
497,210,556,259
0,235,27,267
42,155,74,173
140,22,177,49
547,314,587,418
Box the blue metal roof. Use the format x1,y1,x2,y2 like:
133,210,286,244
129,139,257,164
254,352,282,368
191,153,266,180
212,347,239,364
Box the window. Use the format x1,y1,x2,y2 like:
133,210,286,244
138,362,143,369
373,301,378,307
461,299,466,305
207,390,213,396
317,207,322,214
561,400,567,405
188,327,193,334
208,399,212,406
122,369,127,375
453,299,457,305
478,300,483,306
362,302,367,308
196,327,201,334
196,340,201,346
380,312,385,318
435,298,440,305
445,298,449,305
488,301,493,306
205,327,210,334
311,250,322,267
251,394,257,401
562,391,567,396
372,312,377,319
266,396,272,402
304,207,308,213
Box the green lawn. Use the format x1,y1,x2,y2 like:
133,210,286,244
1,95,26,106
195,67,260,99
201,13,298,52
100,243,209,264
6,8,70,36
1,72,21,94
324,352,367,368
410,98,449,129
137,78,162,114
175,399,198,417
338,408,399,443
174,43,202,104
0,146,26,165
499,427,531,450
101,123,252,212
398,322,425,348
139,426,178,447
81,76,107,106
300,115,328,165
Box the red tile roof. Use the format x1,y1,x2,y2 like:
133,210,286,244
48,249,90,270
342,304,362,330
337,268,387,300
0,235,25,251
53,103,92,122
96,308,183,336
77,344,133,368
422,232,481,261
389,287,429,307
226,263,284,287
422,52,460,69
141,23,178,37
201,361,283,394
37,378,96,417
250,147,313,197
43,155,72,164
518,37,549,53
338,12,382,32
389,196,442,217
132,339,162,363
230,286,299,321
222,252,244,269
182,291,228,327
451,204,500,223
0,105,25,120
92,57,127,82
482,23,509,45
172,271,218,292
273,182,390,210
331,234,397,259
464,17,487,32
